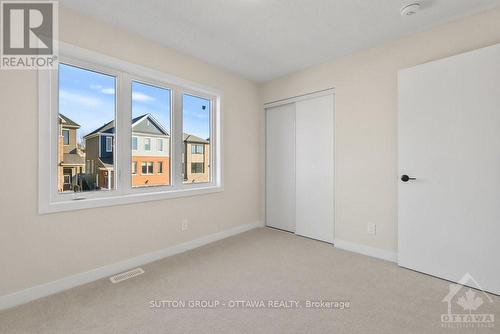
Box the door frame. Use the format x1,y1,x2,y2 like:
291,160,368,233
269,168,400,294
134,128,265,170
263,88,336,242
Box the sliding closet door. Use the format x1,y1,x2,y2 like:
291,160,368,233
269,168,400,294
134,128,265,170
295,94,334,243
265,103,296,232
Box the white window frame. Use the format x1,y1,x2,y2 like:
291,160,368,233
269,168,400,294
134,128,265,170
105,136,113,152
131,136,138,150
192,144,204,154
131,161,137,175
157,138,163,152
141,161,154,175
62,129,70,145
144,137,151,151
38,42,223,214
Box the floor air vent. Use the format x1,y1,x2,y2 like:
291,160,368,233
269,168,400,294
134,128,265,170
109,268,145,283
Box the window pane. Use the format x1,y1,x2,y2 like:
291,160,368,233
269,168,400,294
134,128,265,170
62,130,69,145
131,81,171,187
58,63,116,193
183,94,210,184
191,162,204,174
106,136,113,152
132,136,138,150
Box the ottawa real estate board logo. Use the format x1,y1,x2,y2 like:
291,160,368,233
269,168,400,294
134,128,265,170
1,1,58,69
441,273,495,329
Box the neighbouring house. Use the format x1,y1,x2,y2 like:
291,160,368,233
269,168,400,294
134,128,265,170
84,114,170,189
58,114,85,192
183,134,210,183
131,114,170,187
83,119,116,190
84,113,210,186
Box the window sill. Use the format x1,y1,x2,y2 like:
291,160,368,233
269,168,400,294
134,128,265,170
39,185,223,214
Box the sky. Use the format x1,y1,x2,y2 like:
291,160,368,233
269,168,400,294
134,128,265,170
59,63,211,144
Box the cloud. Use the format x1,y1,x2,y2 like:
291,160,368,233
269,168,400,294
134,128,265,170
59,90,102,108
89,84,103,90
184,109,208,120
101,88,115,95
132,92,155,102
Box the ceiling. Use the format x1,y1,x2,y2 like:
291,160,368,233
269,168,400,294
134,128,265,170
59,0,500,82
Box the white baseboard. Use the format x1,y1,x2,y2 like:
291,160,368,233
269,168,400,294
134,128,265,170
0,221,264,311
334,239,397,263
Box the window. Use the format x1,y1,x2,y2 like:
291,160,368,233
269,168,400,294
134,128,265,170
131,81,171,187
144,138,151,151
142,161,154,175
183,94,211,184
57,62,116,194
40,45,221,213
62,129,69,145
191,144,204,154
191,162,204,174
106,136,113,152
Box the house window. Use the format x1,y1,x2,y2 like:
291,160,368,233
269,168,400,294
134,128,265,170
106,136,113,152
57,63,116,194
191,162,204,174
158,161,163,174
131,81,171,187
191,144,204,154
40,45,221,213
141,161,154,175
144,138,151,151
62,129,69,145
183,94,211,184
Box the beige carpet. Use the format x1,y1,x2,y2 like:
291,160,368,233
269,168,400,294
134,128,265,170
1,227,499,333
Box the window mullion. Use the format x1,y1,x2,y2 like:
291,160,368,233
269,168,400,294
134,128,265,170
117,73,132,194
172,89,183,188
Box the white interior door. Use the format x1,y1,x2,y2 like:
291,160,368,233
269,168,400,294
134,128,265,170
266,103,296,232
295,94,334,243
398,43,500,295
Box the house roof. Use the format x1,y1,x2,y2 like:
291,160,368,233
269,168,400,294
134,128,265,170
98,157,114,170
62,153,85,166
84,120,115,138
59,114,80,128
84,114,169,139
183,133,209,144
84,114,209,143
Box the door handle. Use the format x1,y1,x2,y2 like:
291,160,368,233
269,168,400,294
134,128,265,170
401,175,416,182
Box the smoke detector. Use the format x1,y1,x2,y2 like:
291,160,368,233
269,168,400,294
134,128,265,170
401,3,421,17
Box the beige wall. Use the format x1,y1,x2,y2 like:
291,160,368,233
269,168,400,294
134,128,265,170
0,7,263,296
260,7,500,254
